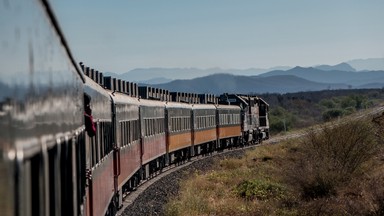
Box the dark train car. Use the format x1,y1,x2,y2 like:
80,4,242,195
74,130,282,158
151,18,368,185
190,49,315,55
111,92,142,205
240,95,262,142
258,98,270,139
0,1,85,215
191,103,218,155
216,105,242,149
83,76,115,216
139,99,167,178
165,102,193,164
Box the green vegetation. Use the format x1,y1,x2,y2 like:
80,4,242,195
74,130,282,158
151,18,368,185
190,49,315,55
165,115,384,215
262,89,384,134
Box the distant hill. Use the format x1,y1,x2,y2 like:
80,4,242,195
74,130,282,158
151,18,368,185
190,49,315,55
152,74,349,94
101,58,384,94
347,58,384,71
104,66,292,84
258,66,384,86
314,63,356,72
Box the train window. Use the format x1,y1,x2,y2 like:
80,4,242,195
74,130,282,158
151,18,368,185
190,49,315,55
126,122,128,144
177,117,181,131
155,119,157,134
162,118,164,133
125,121,130,145
148,119,151,136
202,116,205,128
149,119,152,136
183,117,186,131
184,117,187,130
123,122,126,146
174,118,176,132
98,123,102,158
172,118,174,132
186,117,188,130
101,122,105,158
132,120,136,141
221,114,224,125
173,118,175,132
203,116,206,128
208,116,211,127
153,119,156,135
93,125,98,163
100,123,105,158
154,119,157,134
132,120,135,141
127,121,131,144
144,119,147,136
120,122,124,146
196,117,199,129
131,121,134,142
125,121,128,145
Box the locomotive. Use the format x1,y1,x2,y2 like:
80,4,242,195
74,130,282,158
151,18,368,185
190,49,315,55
0,1,269,216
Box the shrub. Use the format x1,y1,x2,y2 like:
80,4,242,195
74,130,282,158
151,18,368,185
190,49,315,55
235,179,285,201
322,108,343,121
286,119,380,200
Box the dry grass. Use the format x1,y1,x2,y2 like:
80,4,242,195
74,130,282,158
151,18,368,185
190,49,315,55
165,116,384,216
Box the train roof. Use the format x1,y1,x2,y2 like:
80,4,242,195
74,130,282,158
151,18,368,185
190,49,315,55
138,97,166,107
165,101,193,109
191,103,217,110
258,97,269,106
110,91,141,105
84,76,111,99
216,104,241,110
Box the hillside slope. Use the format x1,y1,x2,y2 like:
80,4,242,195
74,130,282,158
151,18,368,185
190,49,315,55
152,74,348,94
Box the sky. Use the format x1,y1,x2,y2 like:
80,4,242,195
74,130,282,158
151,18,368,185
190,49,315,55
51,0,384,73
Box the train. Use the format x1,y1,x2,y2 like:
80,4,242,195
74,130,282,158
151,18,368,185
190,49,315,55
0,1,269,216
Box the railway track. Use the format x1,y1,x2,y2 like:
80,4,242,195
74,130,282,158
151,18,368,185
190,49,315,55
117,144,258,215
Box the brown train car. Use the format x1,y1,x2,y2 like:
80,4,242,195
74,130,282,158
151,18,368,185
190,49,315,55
192,103,218,155
84,76,115,216
111,92,142,207
216,104,242,149
139,99,167,178
165,102,193,164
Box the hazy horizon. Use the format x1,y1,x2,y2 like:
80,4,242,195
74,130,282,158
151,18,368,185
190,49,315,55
51,1,384,74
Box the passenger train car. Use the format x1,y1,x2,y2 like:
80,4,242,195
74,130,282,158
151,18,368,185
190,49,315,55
0,1,269,216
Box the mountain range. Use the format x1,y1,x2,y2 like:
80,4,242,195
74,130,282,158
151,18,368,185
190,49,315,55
105,58,384,94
